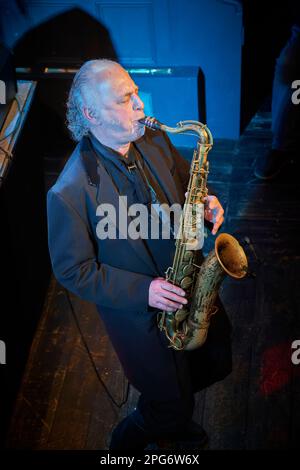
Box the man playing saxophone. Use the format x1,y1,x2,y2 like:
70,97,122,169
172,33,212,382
47,59,230,450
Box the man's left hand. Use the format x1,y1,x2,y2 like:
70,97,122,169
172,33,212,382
204,195,224,235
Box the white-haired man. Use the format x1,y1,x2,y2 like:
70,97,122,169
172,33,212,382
47,59,231,450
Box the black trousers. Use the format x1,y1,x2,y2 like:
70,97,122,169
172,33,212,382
109,350,195,450
107,297,232,450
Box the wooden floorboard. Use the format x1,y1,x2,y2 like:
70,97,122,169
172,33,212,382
6,109,300,450
7,279,78,449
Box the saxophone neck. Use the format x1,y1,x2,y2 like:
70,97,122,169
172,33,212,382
140,116,213,146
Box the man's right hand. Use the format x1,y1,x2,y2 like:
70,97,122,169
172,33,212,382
148,277,188,312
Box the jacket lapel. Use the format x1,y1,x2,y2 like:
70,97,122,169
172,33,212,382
80,137,159,276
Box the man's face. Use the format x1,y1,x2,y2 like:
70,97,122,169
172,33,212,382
93,66,145,145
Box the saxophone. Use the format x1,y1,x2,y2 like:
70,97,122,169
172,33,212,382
140,116,248,351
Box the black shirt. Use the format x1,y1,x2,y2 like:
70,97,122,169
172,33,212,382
88,132,176,277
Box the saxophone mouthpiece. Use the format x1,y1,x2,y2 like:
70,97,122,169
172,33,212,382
139,116,163,130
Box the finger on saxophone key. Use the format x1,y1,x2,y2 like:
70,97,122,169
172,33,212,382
164,291,188,305
161,280,186,297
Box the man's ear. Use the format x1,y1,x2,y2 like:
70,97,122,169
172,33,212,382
83,106,99,124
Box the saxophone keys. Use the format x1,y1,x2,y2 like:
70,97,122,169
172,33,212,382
183,251,193,262
182,264,194,275
180,276,193,289
175,308,189,322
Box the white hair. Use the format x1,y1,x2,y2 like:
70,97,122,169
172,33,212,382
66,59,119,141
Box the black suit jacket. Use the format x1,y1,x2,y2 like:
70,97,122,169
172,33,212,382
47,128,232,400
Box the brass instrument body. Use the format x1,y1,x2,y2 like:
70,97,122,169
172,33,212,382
141,117,248,351
161,233,248,351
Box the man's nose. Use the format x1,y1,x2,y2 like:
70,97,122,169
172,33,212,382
132,93,144,111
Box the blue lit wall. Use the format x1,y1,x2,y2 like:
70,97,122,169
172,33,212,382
1,0,243,143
